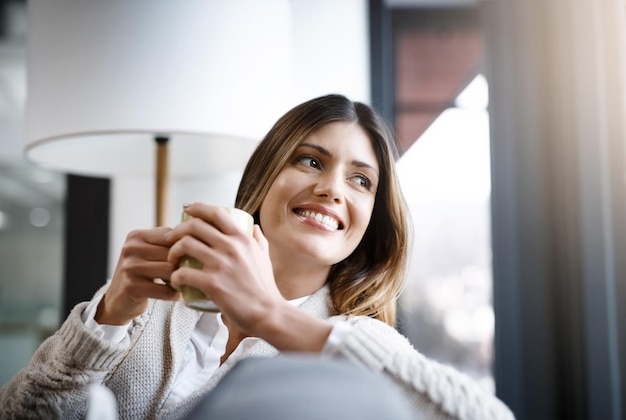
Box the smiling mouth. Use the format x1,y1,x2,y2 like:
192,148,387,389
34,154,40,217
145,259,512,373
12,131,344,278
294,209,344,230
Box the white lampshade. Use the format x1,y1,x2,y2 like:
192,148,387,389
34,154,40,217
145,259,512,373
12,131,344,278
25,0,292,178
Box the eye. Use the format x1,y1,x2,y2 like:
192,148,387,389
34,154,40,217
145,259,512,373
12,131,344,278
293,155,322,169
351,174,372,190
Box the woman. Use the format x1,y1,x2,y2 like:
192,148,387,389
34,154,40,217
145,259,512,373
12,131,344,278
0,94,514,419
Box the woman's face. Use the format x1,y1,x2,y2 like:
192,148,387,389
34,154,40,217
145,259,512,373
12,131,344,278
259,121,379,268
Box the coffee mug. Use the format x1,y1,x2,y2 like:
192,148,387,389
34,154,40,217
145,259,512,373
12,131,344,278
177,207,254,312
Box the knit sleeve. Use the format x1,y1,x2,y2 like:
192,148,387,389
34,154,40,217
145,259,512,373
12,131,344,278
0,299,133,419
332,316,515,420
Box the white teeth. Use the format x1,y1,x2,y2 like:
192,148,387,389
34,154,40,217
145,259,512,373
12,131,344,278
297,209,339,230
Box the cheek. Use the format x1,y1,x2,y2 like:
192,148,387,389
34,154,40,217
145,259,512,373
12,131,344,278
350,197,376,237
258,194,276,230
361,194,377,222
259,174,289,226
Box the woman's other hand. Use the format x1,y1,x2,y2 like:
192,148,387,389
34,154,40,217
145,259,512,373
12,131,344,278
95,227,179,325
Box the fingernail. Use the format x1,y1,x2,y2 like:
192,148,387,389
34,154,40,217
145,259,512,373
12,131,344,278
182,202,191,208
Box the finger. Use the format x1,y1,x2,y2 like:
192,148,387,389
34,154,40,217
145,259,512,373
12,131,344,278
169,266,218,296
125,260,175,280
143,226,172,246
131,226,174,247
123,228,173,253
183,204,247,237
143,244,172,262
165,213,218,245
130,279,181,301
167,236,220,267
122,241,172,263
181,202,218,221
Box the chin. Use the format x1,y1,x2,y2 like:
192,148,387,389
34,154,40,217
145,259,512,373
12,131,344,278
296,245,344,266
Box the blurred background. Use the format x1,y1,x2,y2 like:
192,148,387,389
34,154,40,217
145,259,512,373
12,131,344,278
1,1,625,419
0,0,67,381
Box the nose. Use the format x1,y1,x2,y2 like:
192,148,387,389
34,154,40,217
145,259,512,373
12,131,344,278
313,171,344,203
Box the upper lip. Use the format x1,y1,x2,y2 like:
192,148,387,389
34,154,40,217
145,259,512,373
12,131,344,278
293,203,345,230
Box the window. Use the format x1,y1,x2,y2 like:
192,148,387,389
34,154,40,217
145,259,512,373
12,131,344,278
386,6,495,391
397,74,494,392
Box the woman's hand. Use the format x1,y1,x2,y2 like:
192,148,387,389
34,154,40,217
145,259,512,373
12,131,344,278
95,227,179,325
167,203,285,336
168,203,333,353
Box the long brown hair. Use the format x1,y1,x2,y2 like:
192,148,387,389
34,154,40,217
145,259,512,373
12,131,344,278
235,94,410,326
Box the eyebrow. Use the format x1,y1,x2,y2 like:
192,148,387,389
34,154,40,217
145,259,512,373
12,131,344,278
299,142,379,175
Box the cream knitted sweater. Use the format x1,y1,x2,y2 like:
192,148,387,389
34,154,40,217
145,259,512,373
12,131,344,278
0,286,514,420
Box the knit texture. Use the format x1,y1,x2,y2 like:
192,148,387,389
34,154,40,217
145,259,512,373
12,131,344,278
0,285,514,420
337,316,514,420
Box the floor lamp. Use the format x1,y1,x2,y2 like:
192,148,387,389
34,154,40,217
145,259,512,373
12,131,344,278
24,0,291,227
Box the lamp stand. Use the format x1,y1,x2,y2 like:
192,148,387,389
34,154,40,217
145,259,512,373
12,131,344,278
155,135,169,227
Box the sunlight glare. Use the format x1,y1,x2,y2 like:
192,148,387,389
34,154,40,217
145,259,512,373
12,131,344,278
397,74,491,203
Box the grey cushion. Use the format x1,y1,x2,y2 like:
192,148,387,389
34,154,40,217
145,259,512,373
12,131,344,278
185,354,413,420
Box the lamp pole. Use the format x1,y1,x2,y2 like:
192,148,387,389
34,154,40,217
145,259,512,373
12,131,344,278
155,135,169,227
